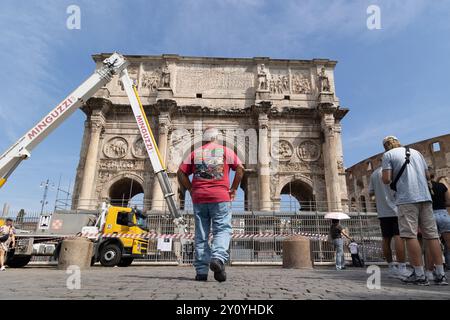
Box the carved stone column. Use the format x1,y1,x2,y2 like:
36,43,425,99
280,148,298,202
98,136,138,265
77,113,105,210
319,103,342,212
256,103,272,211
334,123,349,210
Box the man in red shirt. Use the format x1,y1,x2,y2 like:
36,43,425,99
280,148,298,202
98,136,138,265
177,128,244,282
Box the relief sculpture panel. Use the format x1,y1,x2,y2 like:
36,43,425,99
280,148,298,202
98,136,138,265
132,137,147,159
271,140,294,162
297,140,321,162
291,72,311,94
103,137,128,159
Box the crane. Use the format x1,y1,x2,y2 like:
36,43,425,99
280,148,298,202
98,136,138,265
0,53,185,230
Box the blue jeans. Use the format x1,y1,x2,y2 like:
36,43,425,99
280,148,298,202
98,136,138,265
433,209,450,234
193,202,232,275
434,209,450,265
333,238,345,268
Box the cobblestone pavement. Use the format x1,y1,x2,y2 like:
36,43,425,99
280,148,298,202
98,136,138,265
0,265,448,300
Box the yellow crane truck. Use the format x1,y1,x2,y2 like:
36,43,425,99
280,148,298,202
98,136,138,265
3,204,149,268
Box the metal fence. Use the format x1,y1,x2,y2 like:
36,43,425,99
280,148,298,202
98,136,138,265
3,206,385,265
141,210,384,265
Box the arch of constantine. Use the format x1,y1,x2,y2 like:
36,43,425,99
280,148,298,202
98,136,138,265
71,54,349,212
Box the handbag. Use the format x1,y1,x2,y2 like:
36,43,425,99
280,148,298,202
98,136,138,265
0,233,9,243
327,232,333,242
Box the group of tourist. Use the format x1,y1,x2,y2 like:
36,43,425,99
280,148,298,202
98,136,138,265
369,136,449,285
329,135,448,286
179,129,450,285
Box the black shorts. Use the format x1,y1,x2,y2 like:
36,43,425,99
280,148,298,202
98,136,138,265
379,217,400,238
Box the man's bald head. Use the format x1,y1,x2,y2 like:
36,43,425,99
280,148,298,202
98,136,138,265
202,127,220,142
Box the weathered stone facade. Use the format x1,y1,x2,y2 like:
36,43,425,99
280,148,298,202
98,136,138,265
346,134,450,212
72,54,349,212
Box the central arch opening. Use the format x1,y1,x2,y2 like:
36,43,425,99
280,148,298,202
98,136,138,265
109,177,144,208
280,179,314,211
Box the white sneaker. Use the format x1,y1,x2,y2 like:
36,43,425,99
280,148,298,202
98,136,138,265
425,270,435,281
388,266,402,279
398,266,411,280
0,266,5,271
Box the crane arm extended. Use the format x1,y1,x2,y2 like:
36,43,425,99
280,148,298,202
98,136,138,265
0,53,128,187
119,70,185,230
0,53,185,231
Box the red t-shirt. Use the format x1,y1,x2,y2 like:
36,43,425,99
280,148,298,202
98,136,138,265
179,142,242,204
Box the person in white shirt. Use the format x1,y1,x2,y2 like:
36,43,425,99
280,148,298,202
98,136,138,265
369,159,409,279
348,239,364,267
381,136,446,286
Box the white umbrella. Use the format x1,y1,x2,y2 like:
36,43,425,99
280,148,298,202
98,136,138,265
324,212,350,220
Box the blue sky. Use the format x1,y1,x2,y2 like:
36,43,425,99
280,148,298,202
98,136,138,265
0,0,449,212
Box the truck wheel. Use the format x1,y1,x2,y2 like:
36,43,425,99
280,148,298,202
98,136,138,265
53,243,61,260
6,255,32,268
99,244,122,267
117,257,134,267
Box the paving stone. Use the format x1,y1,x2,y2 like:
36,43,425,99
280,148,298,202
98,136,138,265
0,265,448,300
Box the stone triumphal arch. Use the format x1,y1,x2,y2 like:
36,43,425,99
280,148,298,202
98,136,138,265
72,54,349,212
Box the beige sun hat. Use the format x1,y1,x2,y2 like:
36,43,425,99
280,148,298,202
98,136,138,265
382,135,399,146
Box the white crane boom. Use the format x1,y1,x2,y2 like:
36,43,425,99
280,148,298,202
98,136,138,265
0,53,128,186
0,53,185,229
119,70,183,226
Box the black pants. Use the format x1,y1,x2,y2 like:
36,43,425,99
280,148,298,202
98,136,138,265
351,254,364,267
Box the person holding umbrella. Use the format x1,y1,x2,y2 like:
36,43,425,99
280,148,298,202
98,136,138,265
326,212,351,270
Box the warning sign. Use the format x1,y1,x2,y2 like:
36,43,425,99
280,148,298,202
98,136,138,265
38,215,51,230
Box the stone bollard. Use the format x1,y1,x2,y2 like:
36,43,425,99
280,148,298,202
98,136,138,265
57,237,94,270
282,236,313,269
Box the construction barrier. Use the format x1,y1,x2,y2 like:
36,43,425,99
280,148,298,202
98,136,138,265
6,209,387,265
79,231,328,240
